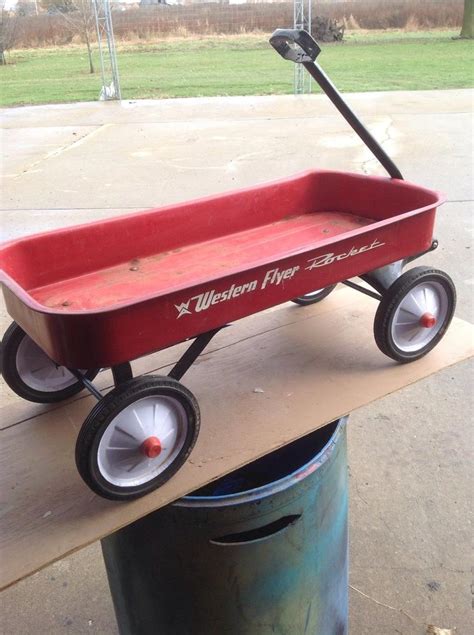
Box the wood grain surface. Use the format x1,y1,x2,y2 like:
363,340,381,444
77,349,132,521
1,288,472,590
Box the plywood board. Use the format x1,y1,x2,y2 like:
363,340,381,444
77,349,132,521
1,288,472,590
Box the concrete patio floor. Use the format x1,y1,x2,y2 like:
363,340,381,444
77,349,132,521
1,90,473,634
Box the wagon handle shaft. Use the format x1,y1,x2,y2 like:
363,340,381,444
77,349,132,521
269,29,404,180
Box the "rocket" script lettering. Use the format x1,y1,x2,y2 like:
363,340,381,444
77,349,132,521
305,238,385,270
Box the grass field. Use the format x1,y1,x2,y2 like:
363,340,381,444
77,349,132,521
0,30,473,107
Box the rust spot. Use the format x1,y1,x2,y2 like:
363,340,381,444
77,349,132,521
148,252,169,264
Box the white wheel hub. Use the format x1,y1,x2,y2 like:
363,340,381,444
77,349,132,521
391,281,448,352
16,335,82,393
97,395,189,487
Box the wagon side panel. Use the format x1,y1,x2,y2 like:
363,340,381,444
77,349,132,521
2,206,435,370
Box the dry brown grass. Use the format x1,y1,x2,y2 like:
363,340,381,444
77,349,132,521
12,0,464,49
323,0,462,30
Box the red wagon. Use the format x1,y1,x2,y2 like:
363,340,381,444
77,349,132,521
1,30,456,500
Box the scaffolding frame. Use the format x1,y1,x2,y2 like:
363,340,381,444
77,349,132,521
293,0,312,94
93,0,121,101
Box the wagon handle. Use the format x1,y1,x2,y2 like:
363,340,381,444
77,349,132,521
269,29,404,180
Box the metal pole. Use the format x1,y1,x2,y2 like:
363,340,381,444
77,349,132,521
104,1,121,100
93,0,107,98
93,0,121,101
293,0,311,94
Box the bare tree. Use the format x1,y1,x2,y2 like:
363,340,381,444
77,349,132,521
41,0,73,13
460,0,473,38
66,0,96,73
0,9,18,65
43,0,96,73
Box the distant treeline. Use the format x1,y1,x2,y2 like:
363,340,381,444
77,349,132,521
12,0,464,48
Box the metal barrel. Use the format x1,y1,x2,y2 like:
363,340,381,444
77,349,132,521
101,417,349,635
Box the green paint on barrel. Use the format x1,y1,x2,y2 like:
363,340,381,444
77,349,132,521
102,417,349,635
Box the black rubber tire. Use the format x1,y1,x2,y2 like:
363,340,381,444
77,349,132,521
374,267,456,363
75,376,200,501
1,322,99,403
292,284,337,306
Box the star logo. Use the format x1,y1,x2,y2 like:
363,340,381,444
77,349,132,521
175,301,192,318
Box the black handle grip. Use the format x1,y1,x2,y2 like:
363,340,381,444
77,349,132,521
270,29,321,63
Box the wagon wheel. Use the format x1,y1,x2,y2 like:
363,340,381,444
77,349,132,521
374,267,456,363
75,376,200,500
292,284,337,306
1,322,98,403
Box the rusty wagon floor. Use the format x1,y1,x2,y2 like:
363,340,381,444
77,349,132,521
29,211,371,312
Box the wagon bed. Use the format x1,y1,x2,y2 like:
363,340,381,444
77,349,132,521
1,170,441,369
31,210,371,312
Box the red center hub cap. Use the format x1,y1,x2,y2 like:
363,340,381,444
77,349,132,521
141,436,162,459
419,312,437,328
